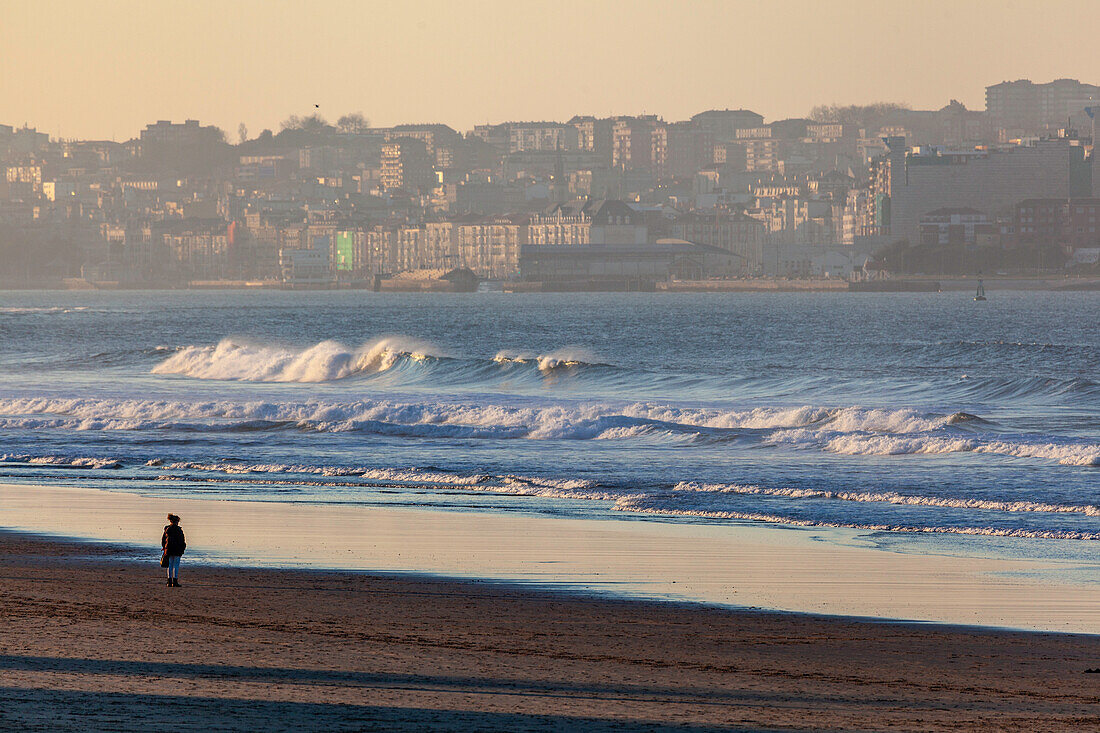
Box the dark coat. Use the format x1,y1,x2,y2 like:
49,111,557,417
162,524,186,556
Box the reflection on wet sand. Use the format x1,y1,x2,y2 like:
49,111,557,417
2,483,1097,634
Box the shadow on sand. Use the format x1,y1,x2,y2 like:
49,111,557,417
0,654,792,732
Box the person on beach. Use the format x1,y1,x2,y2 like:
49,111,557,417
161,513,186,587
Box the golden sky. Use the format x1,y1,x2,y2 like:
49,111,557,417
3,0,1098,141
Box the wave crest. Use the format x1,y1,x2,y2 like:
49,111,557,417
151,337,442,382
493,346,603,371
1,396,1095,465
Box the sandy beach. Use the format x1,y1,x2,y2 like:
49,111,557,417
0,530,1097,732
2,483,1098,635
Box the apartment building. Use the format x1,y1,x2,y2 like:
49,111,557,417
689,110,764,142
986,78,1100,133
612,116,667,178
569,116,615,167
1015,198,1100,251
456,213,530,278
506,122,579,153
380,138,434,192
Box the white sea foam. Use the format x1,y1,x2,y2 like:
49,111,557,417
974,441,1100,467
0,397,962,436
0,395,1095,466
155,339,608,383
151,337,442,382
142,460,604,497
493,346,601,371
670,482,1100,516
0,306,91,315
7,442,1093,539
148,460,490,484
0,453,121,469
769,431,1100,467
612,496,1100,540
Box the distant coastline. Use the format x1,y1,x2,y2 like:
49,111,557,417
2,276,1098,292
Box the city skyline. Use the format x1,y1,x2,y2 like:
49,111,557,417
3,4,1100,728
5,0,1100,141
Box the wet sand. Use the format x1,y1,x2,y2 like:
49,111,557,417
0,531,1097,732
3,483,1099,634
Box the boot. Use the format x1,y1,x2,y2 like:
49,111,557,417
166,578,172,586
172,579,181,587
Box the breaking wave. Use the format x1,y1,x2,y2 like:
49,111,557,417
493,347,605,372
152,337,443,382
149,338,621,386
0,397,978,440
0,396,1096,464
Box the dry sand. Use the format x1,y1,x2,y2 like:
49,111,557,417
0,531,1097,732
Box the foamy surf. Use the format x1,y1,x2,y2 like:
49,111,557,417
670,482,1100,516
7,451,1095,540
611,500,1100,541
0,454,122,469
0,396,1096,464
768,430,1100,466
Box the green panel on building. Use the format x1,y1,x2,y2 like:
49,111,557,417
874,194,890,227
335,231,354,271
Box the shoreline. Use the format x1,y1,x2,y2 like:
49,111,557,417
2,526,1093,640
2,277,1099,292
3,483,1098,635
1,529,1097,731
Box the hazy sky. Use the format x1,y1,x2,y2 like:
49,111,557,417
3,0,1099,141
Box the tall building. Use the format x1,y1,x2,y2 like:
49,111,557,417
666,122,715,179
455,213,529,278
381,124,462,156
612,116,667,178
689,110,764,142
506,122,579,153
742,139,784,172
380,138,434,192
986,79,1100,133
569,116,616,167
138,119,226,173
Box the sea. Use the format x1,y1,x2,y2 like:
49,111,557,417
1,290,1097,568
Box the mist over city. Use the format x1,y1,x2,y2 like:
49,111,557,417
1,3,1098,731
2,76,1099,291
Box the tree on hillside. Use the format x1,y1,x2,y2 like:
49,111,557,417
809,103,913,127
299,114,332,134
337,112,368,134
